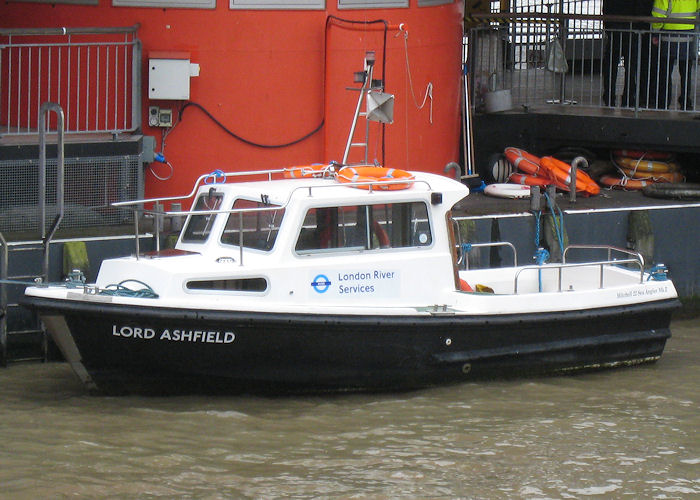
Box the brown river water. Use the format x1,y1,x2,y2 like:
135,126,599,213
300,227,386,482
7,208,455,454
1,319,698,499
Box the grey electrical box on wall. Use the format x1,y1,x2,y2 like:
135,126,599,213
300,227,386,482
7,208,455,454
148,51,199,100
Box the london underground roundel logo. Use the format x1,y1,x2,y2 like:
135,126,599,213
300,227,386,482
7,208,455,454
311,274,331,294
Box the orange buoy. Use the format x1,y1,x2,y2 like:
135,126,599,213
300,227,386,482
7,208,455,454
336,166,414,191
504,147,544,177
599,175,653,190
618,168,684,183
615,157,681,174
508,172,552,187
540,156,600,196
613,150,674,161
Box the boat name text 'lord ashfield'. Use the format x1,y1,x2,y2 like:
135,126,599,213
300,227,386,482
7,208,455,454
112,325,235,343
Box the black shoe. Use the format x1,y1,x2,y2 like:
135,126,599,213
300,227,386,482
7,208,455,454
679,97,694,110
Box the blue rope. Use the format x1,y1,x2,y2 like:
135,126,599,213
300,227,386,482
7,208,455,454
534,247,550,265
204,169,226,184
532,210,547,292
544,191,565,256
534,210,541,248
99,279,159,298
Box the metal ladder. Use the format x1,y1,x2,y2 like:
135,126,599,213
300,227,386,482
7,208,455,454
0,102,65,366
342,52,378,165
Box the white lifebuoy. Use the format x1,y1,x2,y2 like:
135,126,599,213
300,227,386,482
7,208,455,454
484,183,531,199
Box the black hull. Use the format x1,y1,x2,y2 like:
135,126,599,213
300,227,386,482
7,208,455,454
23,296,679,395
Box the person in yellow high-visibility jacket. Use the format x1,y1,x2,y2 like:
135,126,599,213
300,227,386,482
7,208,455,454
650,0,700,109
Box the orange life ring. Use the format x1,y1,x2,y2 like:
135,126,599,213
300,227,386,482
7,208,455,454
613,150,674,161
615,157,681,174
618,167,684,183
599,175,653,190
504,147,544,176
283,164,329,179
540,156,600,196
508,172,552,187
336,166,414,191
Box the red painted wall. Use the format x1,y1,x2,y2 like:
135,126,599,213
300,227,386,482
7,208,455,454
2,1,464,200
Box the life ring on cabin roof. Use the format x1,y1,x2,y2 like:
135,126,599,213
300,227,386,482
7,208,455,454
283,164,330,179
336,166,414,191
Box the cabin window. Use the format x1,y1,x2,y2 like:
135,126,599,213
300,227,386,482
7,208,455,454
186,277,268,292
181,190,223,243
230,0,324,9
221,199,285,251
295,202,431,254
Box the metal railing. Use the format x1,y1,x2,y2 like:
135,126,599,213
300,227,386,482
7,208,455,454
513,244,645,293
457,241,518,269
0,25,141,136
468,13,699,114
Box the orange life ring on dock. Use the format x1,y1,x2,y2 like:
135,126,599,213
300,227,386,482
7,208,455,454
615,157,681,174
599,175,653,190
618,167,684,183
613,150,674,161
504,147,544,176
508,172,552,187
540,156,600,196
336,166,414,191
283,164,329,179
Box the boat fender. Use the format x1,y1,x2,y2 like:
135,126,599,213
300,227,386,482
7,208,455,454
459,279,473,292
642,182,700,200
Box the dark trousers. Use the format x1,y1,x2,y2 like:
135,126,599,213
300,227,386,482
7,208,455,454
650,33,697,110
